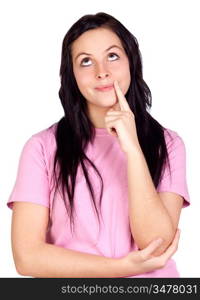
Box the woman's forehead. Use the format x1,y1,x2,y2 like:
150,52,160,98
71,28,123,57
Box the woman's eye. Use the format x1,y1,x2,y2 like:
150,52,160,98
80,58,92,67
108,53,119,61
80,53,119,67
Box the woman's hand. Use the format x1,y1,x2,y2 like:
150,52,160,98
104,80,140,154
120,229,180,276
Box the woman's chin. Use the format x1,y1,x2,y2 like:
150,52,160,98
98,95,117,107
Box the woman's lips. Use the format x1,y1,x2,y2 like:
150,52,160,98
95,85,114,92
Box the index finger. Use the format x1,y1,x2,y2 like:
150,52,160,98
113,80,131,111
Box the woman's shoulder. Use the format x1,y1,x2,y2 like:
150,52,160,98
163,127,178,139
29,122,58,145
31,122,58,141
22,122,58,159
163,127,185,151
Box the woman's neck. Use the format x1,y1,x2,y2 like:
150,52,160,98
87,105,108,128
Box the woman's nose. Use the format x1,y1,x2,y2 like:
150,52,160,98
95,63,110,79
96,73,109,79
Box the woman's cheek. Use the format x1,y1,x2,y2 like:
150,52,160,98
118,63,131,93
74,70,88,89
82,78,93,97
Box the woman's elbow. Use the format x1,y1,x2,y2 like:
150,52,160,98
12,250,35,277
14,257,30,276
149,227,176,256
136,226,176,256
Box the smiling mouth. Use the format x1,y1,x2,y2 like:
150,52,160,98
95,85,114,92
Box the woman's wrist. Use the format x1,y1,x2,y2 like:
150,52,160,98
114,256,135,278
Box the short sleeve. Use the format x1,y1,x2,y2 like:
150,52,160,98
157,131,190,208
7,136,50,209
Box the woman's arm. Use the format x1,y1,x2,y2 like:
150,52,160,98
11,202,121,278
126,148,183,256
11,202,179,277
104,81,184,258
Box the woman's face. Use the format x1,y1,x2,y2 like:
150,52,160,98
71,27,131,114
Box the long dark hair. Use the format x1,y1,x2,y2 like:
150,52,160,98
51,12,171,234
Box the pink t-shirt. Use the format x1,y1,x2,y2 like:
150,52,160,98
7,122,190,277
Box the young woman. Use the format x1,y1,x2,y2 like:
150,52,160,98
7,12,190,278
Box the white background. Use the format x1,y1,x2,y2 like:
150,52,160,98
0,0,199,277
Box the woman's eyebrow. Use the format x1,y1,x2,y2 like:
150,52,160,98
74,45,123,61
